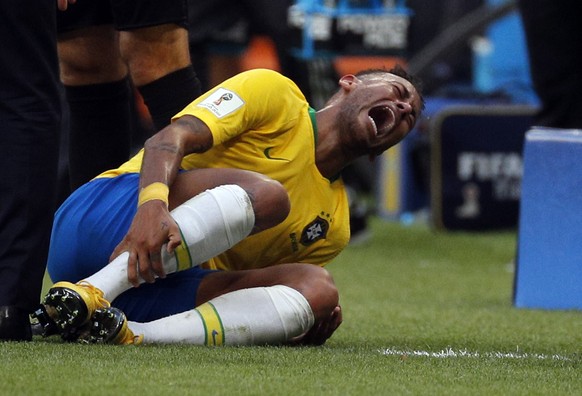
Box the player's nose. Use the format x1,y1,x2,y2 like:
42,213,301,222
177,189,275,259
394,100,412,114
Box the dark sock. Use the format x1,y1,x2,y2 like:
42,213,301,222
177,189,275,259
137,65,201,131
65,76,132,190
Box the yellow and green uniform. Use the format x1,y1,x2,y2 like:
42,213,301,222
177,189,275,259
47,69,349,322
99,68,350,270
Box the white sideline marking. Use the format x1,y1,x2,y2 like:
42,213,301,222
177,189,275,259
380,347,573,361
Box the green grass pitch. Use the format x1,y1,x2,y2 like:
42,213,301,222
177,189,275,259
1,218,580,395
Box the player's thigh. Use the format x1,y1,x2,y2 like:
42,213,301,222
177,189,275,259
170,168,289,211
47,175,140,283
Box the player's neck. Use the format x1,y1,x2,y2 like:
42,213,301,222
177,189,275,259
314,113,348,180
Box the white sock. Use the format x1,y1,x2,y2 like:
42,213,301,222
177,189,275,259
128,285,315,346
83,184,255,301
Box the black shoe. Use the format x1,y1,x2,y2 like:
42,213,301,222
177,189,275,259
31,304,59,338
0,306,32,341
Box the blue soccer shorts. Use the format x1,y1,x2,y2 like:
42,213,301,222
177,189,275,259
47,173,217,322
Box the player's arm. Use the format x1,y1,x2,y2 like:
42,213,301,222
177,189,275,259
139,115,213,189
111,116,213,287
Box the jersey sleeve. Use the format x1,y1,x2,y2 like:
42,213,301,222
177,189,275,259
172,69,306,146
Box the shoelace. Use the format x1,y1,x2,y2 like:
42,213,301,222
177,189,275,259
77,281,111,308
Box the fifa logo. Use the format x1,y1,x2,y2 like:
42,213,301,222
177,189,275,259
197,88,242,118
213,93,233,106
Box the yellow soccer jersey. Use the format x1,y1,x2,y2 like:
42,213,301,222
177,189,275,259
99,69,350,270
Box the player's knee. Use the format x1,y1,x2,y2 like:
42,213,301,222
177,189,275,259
246,178,290,231
296,265,339,318
58,27,127,85
120,26,190,86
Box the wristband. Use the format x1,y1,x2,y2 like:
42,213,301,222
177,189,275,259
138,182,169,207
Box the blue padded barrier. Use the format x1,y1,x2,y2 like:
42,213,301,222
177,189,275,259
514,128,582,310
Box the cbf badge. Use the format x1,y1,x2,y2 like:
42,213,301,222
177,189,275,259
300,216,329,246
197,88,244,118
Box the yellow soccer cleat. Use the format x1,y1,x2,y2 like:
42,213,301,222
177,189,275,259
40,281,110,338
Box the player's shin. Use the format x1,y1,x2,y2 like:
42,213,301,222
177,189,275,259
128,286,315,345
163,184,255,273
84,184,255,301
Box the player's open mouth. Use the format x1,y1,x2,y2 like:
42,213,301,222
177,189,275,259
368,105,395,136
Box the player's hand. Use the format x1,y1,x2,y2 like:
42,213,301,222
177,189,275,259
57,0,76,11
110,200,182,287
290,305,343,346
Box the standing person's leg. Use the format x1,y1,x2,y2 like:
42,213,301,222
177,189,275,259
0,0,61,340
58,2,132,190
518,0,582,128
58,23,132,190
116,0,201,131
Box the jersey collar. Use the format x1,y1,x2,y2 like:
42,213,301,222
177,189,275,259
308,107,318,146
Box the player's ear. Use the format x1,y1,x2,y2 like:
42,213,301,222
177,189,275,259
339,74,358,91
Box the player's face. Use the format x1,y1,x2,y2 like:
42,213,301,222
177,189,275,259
337,73,421,158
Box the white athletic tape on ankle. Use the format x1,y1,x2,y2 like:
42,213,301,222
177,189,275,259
162,184,255,270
